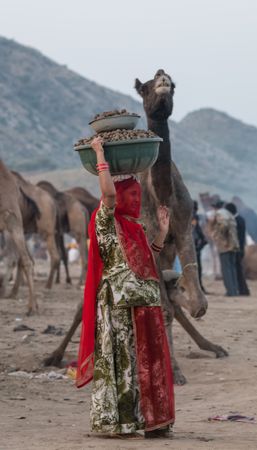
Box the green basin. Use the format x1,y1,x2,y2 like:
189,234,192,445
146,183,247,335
74,137,162,176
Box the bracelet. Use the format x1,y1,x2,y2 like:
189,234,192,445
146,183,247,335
96,163,109,169
151,242,164,253
96,162,110,174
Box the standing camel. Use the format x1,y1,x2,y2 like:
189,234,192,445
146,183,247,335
12,172,60,290
0,160,36,315
135,70,207,314
134,69,229,382
37,181,89,285
244,244,257,279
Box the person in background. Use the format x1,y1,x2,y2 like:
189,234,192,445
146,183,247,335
76,136,175,439
192,201,207,293
232,196,257,243
208,200,239,296
225,202,250,296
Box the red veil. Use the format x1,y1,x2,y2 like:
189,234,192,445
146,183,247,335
76,177,175,430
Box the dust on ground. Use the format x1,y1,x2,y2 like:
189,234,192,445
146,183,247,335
0,262,256,450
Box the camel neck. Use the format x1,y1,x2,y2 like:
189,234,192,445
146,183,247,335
147,118,171,164
147,118,172,205
147,119,170,141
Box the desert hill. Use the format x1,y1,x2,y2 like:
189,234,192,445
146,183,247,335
0,36,256,208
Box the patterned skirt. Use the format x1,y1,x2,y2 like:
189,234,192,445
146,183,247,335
90,294,175,433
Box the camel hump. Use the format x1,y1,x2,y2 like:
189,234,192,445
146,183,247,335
20,187,41,220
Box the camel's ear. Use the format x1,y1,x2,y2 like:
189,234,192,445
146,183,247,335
134,78,144,97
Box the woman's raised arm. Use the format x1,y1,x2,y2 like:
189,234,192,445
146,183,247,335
91,137,116,208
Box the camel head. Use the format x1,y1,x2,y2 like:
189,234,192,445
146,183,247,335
135,69,175,121
162,270,191,311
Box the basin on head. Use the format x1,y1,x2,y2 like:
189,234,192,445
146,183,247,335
74,137,162,176
89,114,140,134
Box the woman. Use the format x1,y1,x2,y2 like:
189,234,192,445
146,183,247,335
76,136,175,438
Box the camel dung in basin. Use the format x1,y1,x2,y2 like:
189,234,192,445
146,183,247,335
89,109,140,133
74,120,162,176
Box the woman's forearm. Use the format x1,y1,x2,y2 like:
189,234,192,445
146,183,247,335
151,231,166,254
91,137,116,208
96,151,116,203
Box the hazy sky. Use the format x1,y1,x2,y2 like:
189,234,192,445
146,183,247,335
1,0,257,125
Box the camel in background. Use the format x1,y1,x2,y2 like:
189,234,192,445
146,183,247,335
0,160,36,315
37,181,89,285
244,244,257,279
12,172,60,290
232,196,257,243
66,187,99,218
232,197,257,280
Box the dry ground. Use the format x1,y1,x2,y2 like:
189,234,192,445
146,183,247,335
0,262,257,450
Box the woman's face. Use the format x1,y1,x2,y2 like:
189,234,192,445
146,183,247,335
116,183,141,217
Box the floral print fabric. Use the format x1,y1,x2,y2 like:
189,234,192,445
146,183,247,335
90,201,161,433
95,202,161,308
91,302,145,433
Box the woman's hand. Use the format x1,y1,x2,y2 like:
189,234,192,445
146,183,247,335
157,205,170,236
91,136,104,154
151,206,170,255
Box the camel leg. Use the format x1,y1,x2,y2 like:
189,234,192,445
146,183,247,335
43,303,82,367
54,233,61,284
162,297,187,385
21,259,38,316
174,304,228,358
159,276,187,385
8,227,36,315
0,262,12,297
0,232,17,296
175,228,207,318
8,258,22,298
0,255,15,298
165,320,187,385
0,275,5,297
55,233,71,284
76,234,87,286
55,261,61,284
59,234,71,284
45,234,60,289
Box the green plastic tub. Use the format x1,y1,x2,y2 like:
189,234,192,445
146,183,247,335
74,137,162,176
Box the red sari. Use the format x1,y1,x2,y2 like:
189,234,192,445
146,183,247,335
76,177,175,430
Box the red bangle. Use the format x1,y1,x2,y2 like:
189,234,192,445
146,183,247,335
96,162,109,168
151,242,164,253
96,162,110,174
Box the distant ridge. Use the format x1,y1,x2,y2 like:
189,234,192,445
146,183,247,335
0,36,143,171
0,36,256,209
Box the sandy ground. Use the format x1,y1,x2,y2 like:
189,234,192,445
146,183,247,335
0,262,257,450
